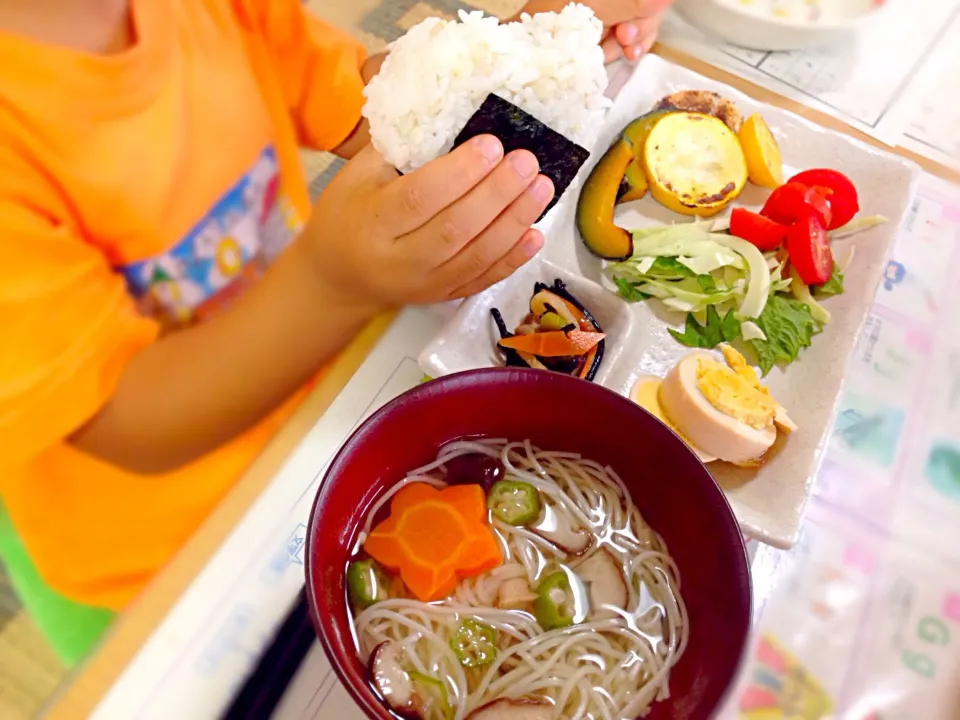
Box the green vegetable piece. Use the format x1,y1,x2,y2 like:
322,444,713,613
648,256,695,278
613,276,650,302
747,294,822,376
346,560,389,609
668,306,741,349
449,618,497,668
419,374,433,384
539,311,567,331
408,672,453,720
534,571,575,630
487,481,541,526
696,274,719,293
814,264,844,297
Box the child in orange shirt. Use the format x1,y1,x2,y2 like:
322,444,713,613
0,0,670,659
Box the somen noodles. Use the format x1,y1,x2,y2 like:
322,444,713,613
346,440,688,720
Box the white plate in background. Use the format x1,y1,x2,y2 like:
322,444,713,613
419,54,920,548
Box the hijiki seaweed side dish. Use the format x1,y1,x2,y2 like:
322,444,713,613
491,280,606,382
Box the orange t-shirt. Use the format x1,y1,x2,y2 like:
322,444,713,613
0,0,366,609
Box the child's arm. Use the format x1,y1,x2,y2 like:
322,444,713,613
69,240,375,473
64,138,552,473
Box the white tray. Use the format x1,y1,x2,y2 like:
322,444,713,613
419,54,920,548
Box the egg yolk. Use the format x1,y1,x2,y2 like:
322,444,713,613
695,348,778,430
720,344,767,391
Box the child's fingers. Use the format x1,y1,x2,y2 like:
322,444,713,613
616,22,639,45
642,19,662,52
602,35,625,64
449,230,545,300
377,135,505,237
435,174,553,294
407,150,540,265
620,14,663,59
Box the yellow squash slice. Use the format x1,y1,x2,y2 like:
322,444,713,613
738,114,783,189
642,112,748,217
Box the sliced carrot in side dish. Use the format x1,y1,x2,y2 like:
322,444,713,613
558,296,603,379
498,330,605,358
579,346,598,380
363,484,503,602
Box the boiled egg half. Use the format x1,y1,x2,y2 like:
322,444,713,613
631,345,796,465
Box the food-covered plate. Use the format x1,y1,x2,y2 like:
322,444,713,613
420,54,919,548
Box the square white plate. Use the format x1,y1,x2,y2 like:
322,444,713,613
418,54,920,548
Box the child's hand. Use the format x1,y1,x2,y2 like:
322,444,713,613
514,0,672,63
301,136,554,307
596,0,673,62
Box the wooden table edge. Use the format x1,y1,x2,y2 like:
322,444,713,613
42,46,958,720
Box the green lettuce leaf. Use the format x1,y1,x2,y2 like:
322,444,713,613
697,274,719,293
748,295,822,375
613,276,650,302
814,265,844,297
649,257,695,277
669,306,742,349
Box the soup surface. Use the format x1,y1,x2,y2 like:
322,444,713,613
346,439,688,720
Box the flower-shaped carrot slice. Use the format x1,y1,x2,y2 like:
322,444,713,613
363,483,503,602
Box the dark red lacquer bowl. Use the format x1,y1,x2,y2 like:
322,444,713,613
305,368,751,720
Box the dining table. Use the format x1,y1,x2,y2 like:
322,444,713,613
42,18,960,720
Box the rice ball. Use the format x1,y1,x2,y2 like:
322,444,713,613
362,3,612,174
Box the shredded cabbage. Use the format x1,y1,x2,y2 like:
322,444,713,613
741,320,767,342
636,278,742,310
709,235,771,319
629,222,742,265
635,256,656,274
830,215,888,239
676,252,744,275
790,268,831,324
611,219,770,318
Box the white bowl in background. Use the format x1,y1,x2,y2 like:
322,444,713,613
675,0,888,51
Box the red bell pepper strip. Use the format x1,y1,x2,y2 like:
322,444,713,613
786,212,833,285
788,169,859,230
760,182,832,229
729,207,789,251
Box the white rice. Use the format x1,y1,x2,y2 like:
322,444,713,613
362,3,612,174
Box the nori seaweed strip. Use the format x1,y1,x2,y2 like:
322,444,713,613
490,308,527,368
452,94,590,222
